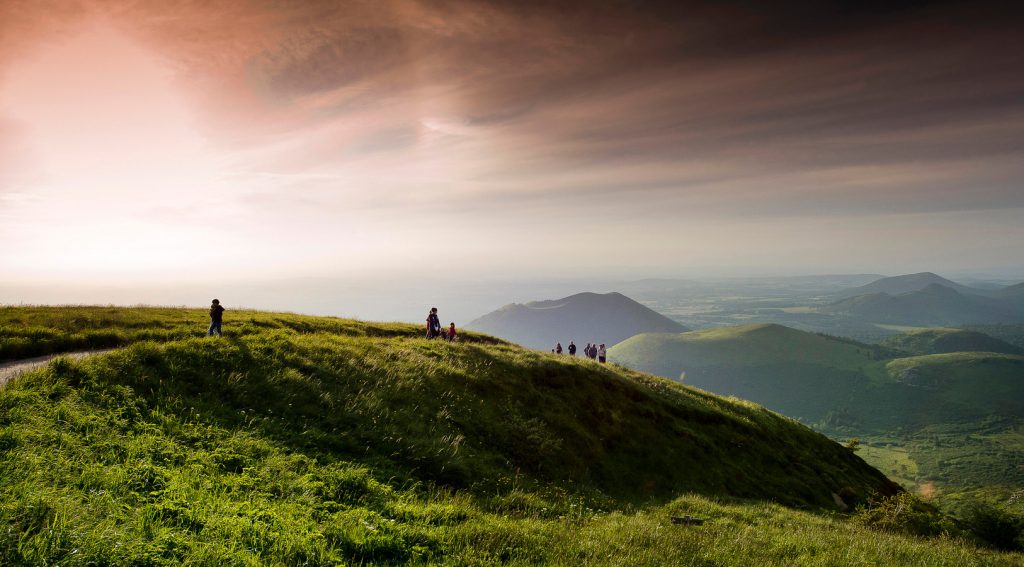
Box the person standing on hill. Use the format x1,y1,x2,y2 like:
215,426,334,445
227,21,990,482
584,343,591,358
426,307,442,339
208,299,225,337
598,344,607,363
448,322,457,342
555,342,563,354
568,341,577,356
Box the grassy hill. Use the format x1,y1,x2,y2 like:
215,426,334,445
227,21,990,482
610,323,1024,512
466,292,687,351
18,307,1024,564
609,324,893,423
881,328,1024,356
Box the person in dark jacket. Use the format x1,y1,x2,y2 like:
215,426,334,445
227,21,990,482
555,342,563,354
208,299,225,337
568,341,577,356
426,307,441,339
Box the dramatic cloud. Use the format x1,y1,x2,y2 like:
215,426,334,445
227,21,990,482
1,0,1022,287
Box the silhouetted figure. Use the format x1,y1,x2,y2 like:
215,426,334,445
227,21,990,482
555,342,563,354
598,344,607,363
568,341,577,356
208,299,225,337
426,307,442,339
584,343,591,357
448,322,457,342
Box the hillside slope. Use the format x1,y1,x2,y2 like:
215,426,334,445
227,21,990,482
610,323,1024,507
466,292,687,350
881,328,1024,356
0,307,946,565
609,324,890,422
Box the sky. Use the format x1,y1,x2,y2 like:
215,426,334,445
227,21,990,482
1,0,1023,306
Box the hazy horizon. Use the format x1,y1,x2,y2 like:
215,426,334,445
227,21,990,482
2,1,1023,289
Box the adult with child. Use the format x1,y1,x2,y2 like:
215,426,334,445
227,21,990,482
426,307,442,339
208,299,225,337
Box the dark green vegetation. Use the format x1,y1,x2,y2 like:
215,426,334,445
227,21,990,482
3,307,1020,564
466,292,687,351
964,324,1024,350
611,324,1024,515
881,328,1024,356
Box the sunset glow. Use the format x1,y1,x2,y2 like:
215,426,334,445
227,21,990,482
1,0,1023,293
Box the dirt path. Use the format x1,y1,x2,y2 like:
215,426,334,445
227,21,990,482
0,349,115,388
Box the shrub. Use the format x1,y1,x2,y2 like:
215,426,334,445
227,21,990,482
961,502,1024,551
851,492,954,537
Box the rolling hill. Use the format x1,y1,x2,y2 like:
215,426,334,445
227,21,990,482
834,272,986,299
881,328,1024,356
609,324,890,423
609,323,1024,509
6,306,979,565
465,292,687,350
822,284,1023,326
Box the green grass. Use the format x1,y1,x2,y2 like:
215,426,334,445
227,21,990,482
0,305,506,363
3,307,1020,564
609,323,1024,515
881,328,1024,356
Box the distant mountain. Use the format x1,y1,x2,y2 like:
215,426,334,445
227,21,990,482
997,282,1024,299
834,272,986,299
466,292,688,350
822,284,1023,326
881,328,1024,356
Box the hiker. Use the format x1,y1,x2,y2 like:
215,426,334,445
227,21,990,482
555,342,563,354
584,343,591,358
568,341,577,356
448,322,457,342
208,299,225,337
598,344,607,363
587,343,597,359
426,307,442,339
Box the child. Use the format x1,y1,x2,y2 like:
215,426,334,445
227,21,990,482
448,322,457,342
208,299,225,336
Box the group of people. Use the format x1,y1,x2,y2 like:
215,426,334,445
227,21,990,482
553,341,606,363
426,307,458,341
